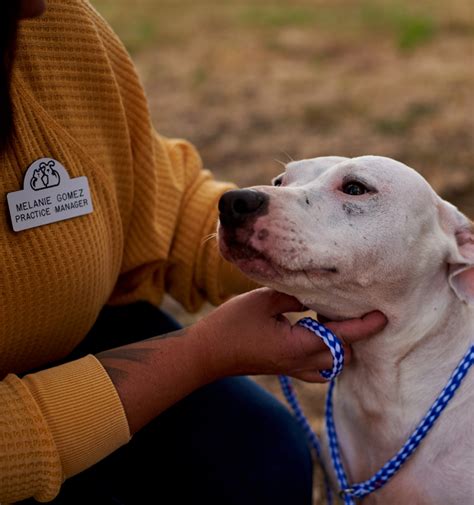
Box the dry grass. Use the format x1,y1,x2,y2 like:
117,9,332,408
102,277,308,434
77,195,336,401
92,0,474,216
93,1,473,502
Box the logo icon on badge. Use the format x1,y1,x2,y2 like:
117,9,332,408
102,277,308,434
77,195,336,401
30,159,61,191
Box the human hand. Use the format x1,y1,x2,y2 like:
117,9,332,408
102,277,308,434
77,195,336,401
196,288,387,383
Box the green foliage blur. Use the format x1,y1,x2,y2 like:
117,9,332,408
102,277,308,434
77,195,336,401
91,0,471,54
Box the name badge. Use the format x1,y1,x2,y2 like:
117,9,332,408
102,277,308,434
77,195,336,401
7,158,94,232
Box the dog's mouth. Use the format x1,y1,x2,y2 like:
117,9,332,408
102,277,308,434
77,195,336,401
219,229,338,281
219,233,281,279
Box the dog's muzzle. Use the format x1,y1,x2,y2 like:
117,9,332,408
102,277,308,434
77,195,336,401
218,189,269,227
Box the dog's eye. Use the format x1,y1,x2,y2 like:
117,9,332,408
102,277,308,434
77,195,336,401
342,181,369,196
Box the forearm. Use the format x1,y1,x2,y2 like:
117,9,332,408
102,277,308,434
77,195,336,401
97,326,214,435
96,291,387,435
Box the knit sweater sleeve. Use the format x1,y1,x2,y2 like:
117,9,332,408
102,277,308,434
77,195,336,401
160,137,258,308
109,132,255,312
0,356,130,503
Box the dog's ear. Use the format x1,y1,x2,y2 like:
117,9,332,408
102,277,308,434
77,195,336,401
438,200,474,304
450,226,474,304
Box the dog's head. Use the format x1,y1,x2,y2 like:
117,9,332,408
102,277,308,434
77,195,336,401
218,156,474,320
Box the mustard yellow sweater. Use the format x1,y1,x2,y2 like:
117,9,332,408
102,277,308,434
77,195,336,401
0,1,245,502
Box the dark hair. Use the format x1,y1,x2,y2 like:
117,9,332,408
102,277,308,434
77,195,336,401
0,3,21,151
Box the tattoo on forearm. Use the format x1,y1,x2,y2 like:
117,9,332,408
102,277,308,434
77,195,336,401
96,327,189,387
100,365,128,385
146,327,189,342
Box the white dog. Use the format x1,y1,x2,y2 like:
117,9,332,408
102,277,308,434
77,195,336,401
218,156,474,504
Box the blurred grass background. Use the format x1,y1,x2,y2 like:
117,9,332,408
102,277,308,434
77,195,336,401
91,0,473,217
91,0,473,213
92,1,473,502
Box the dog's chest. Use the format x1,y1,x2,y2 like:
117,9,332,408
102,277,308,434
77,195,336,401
326,375,474,505
361,481,430,505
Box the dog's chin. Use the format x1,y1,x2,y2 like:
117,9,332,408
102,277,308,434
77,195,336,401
219,238,283,282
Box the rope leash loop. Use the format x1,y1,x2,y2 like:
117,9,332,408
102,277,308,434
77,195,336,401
297,317,345,380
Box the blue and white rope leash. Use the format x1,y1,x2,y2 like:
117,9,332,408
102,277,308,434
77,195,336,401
279,317,474,504
279,317,345,504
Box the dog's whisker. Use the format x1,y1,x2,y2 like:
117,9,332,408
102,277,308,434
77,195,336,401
282,151,294,162
273,158,287,168
201,233,217,246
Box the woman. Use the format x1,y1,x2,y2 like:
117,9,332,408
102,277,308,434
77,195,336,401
0,1,386,503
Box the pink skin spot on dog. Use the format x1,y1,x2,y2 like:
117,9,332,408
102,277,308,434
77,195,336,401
257,228,269,240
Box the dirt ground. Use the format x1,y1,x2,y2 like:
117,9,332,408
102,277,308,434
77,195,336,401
93,1,473,502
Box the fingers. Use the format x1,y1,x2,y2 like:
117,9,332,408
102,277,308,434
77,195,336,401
290,370,326,383
289,343,352,383
305,350,335,371
286,327,344,379
256,288,307,316
325,310,387,345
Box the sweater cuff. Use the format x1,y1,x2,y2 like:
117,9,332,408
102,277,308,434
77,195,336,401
23,355,131,479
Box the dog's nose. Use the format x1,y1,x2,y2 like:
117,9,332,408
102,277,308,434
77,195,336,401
219,189,269,227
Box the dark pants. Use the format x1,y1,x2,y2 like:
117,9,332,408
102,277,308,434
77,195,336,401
20,303,313,505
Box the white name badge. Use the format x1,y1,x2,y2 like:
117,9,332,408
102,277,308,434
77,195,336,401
7,158,94,232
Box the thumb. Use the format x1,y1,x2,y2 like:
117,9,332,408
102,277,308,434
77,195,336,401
325,311,387,345
258,288,307,316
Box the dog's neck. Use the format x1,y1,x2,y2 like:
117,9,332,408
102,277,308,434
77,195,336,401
347,284,472,392
305,269,472,390
324,278,473,485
